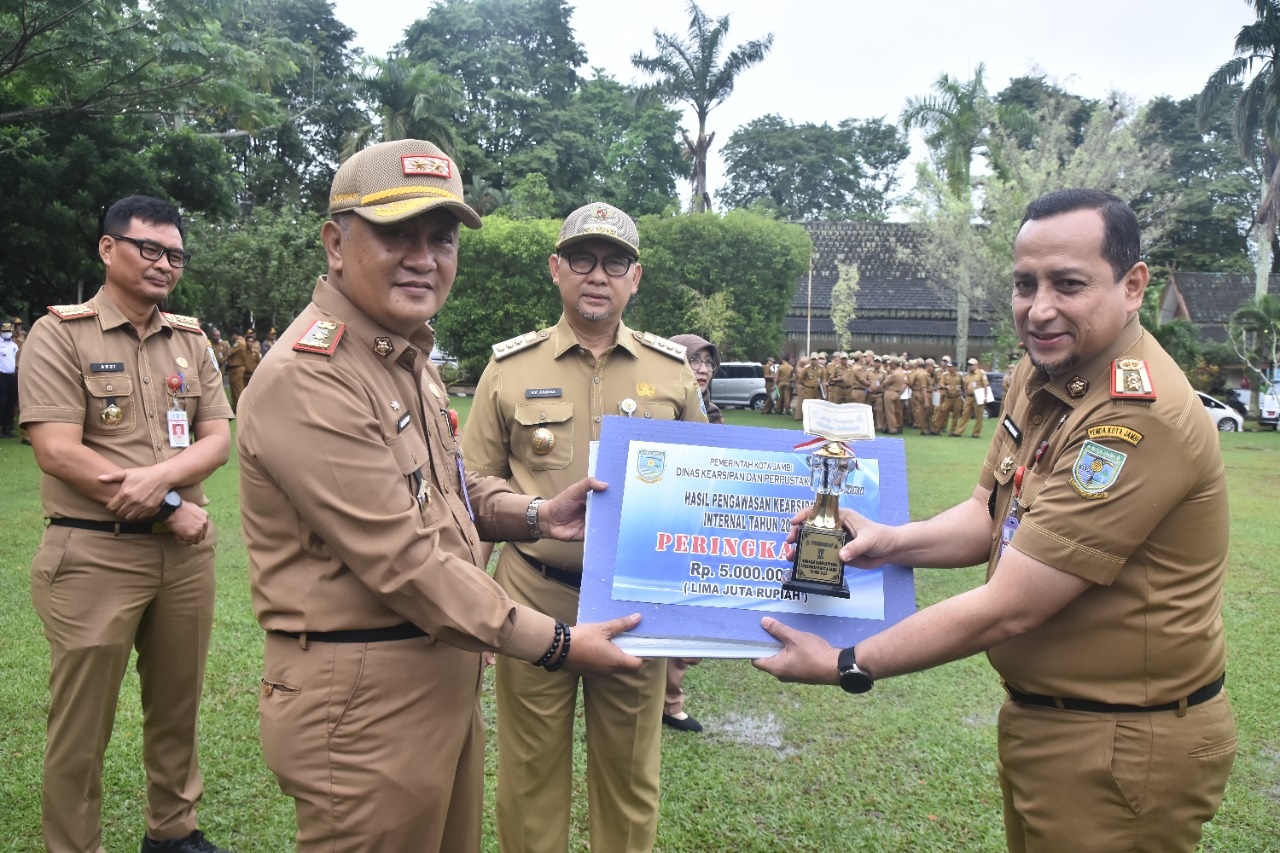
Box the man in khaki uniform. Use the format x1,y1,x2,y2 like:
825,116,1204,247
908,358,936,435
207,327,230,371
762,356,778,413
20,196,233,853
882,356,908,434
757,190,1235,853
933,360,964,435
242,329,262,384
463,201,707,853
866,355,886,431
223,331,247,411
846,351,869,404
238,142,642,853
953,357,991,438
795,352,823,420
774,355,794,416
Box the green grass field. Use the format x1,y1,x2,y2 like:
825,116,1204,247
1,406,1276,851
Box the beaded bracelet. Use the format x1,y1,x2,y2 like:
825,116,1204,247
544,624,572,672
533,622,564,668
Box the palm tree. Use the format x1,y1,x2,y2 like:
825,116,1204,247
344,56,465,161
1233,293,1280,413
900,63,1032,201
631,1,773,213
1199,0,1280,302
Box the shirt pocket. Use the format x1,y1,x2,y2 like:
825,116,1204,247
634,401,676,421
386,430,435,518
173,375,202,417
83,374,135,435
514,401,574,471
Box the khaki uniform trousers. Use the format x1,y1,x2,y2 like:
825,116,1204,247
494,549,663,853
29,523,216,853
954,399,984,437
997,693,1236,852
933,395,962,434
795,387,821,421
885,396,903,433
849,388,867,405
867,393,885,431
762,382,775,414
259,632,485,852
910,395,932,435
227,368,246,413
777,384,792,416
664,658,700,716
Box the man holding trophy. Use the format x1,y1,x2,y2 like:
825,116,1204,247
755,189,1235,853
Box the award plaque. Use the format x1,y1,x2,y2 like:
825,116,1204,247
784,400,875,599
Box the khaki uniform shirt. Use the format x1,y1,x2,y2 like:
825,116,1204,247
224,340,246,373
463,314,707,573
244,340,262,376
964,368,990,399
775,361,794,388
980,318,1228,704
18,287,231,520
237,276,553,660
883,367,907,398
937,370,963,398
798,364,823,390
211,339,231,369
908,367,933,395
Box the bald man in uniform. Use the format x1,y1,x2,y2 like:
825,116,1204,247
20,195,233,853
463,201,707,853
237,142,642,853
756,189,1235,853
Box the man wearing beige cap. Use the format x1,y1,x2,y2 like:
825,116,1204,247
463,201,706,853
237,142,644,852
953,356,991,438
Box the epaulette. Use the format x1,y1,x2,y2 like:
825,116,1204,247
46,303,97,321
1110,358,1156,401
633,330,686,361
492,328,550,360
292,319,345,356
162,311,203,333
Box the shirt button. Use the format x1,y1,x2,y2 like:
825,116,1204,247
539,413,546,421
143,376,150,384
593,415,601,423
1032,415,1043,425
105,384,114,392
644,412,653,419
593,376,601,385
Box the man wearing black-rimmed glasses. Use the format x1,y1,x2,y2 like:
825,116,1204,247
19,195,234,853
463,201,706,853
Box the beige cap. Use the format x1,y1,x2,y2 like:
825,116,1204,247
557,202,639,255
330,139,481,229
0,322,11,332
941,355,952,363
968,357,979,365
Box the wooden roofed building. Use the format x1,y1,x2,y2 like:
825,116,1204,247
783,221,1001,360
1157,271,1280,343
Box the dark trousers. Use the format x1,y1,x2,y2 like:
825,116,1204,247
0,371,17,434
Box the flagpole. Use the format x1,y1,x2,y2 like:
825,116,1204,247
806,248,813,355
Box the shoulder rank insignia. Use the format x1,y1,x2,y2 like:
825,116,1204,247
161,311,203,333
633,330,687,361
492,328,549,360
1110,358,1156,401
46,303,98,321
292,319,345,355
1070,439,1127,500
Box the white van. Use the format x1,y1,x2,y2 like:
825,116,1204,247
710,362,767,410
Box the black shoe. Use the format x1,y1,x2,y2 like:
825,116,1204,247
141,830,233,853
662,712,703,733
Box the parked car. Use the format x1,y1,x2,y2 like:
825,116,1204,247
1198,391,1244,432
1260,384,1279,430
710,361,767,410
983,371,1006,419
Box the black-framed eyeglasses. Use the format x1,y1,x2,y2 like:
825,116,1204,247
560,252,635,277
109,234,192,268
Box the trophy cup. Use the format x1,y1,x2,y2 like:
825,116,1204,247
783,400,875,599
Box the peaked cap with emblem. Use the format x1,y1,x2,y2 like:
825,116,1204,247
330,139,482,229
556,201,639,256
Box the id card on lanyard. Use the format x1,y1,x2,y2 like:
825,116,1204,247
166,373,190,448
998,465,1025,561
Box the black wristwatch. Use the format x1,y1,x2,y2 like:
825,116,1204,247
153,490,183,522
837,646,874,694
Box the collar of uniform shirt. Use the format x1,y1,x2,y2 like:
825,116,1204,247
311,275,436,373
549,314,641,360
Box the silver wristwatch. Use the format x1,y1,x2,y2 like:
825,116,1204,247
526,497,545,539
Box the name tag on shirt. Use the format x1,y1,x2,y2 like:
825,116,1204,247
526,388,562,398
91,362,125,373
167,409,190,448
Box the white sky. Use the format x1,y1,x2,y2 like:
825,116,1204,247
330,0,1255,202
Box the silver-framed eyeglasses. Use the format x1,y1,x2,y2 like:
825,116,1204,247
560,252,635,277
688,356,716,370
109,234,192,268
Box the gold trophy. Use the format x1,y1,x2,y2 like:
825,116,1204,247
783,400,874,599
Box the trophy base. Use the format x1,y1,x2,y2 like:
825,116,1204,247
782,576,850,599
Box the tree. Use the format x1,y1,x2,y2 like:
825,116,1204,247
720,115,908,220
829,263,861,350
631,1,773,213
507,173,558,220
1230,293,1280,412
344,57,465,160
1199,0,1280,300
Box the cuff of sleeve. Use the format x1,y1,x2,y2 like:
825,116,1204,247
478,492,537,542
500,605,558,663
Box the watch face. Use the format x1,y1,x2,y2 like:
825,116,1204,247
839,668,874,694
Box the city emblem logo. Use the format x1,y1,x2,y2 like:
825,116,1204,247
636,449,666,483
1070,439,1126,499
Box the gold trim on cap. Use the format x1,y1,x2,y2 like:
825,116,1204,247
363,185,461,205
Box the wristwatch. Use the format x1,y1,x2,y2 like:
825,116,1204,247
526,497,545,539
153,490,183,523
837,646,874,694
